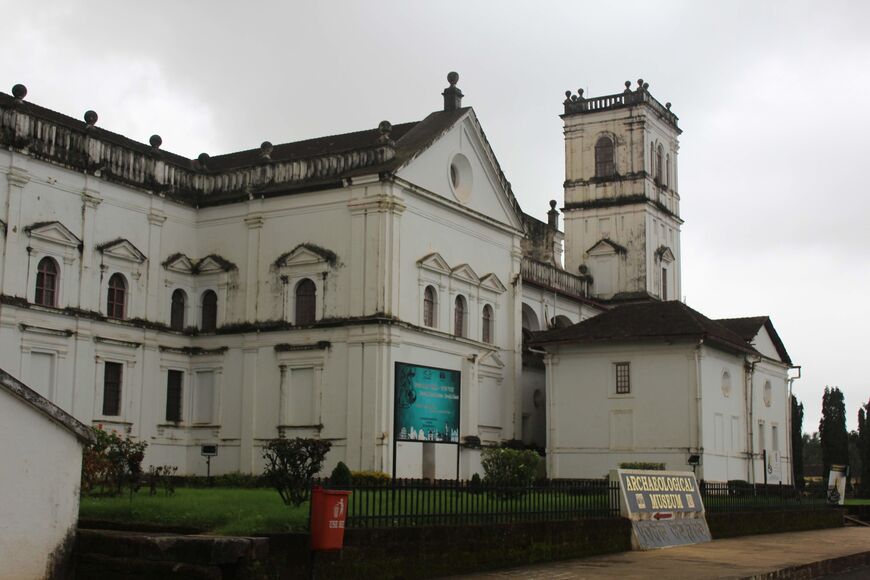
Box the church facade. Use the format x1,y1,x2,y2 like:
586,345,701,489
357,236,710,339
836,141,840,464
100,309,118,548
0,75,794,482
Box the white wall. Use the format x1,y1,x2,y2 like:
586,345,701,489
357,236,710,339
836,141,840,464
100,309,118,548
0,390,83,580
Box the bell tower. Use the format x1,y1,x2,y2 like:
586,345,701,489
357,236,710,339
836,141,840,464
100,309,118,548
561,79,683,301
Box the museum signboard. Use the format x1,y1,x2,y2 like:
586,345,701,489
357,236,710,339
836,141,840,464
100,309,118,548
613,468,712,550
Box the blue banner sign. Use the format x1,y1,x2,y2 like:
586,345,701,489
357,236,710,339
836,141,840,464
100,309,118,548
394,362,460,444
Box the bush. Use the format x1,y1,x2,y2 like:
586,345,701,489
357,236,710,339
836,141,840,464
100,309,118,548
481,447,541,497
330,461,352,488
351,470,392,486
619,462,666,471
81,426,148,497
262,438,332,506
469,472,483,494
146,465,178,496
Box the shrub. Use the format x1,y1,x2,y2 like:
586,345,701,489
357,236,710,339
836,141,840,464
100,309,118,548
81,426,148,497
469,472,483,494
146,465,178,496
262,438,332,506
330,461,352,488
481,447,541,497
351,470,392,486
619,462,666,471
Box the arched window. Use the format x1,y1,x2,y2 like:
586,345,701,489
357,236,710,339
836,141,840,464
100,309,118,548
453,295,466,338
521,303,540,332
200,290,218,332
295,278,317,325
170,289,187,331
423,285,437,328
481,304,493,344
106,273,127,319
656,144,664,184
35,257,59,307
595,136,615,177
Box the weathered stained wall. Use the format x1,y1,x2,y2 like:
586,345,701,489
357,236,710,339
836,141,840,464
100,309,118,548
0,388,83,579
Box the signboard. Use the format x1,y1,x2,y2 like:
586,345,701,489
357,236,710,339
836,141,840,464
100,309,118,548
200,444,218,457
394,362,460,444
827,464,848,505
614,469,711,550
766,450,782,483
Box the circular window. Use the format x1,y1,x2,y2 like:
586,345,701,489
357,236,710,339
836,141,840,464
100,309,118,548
448,154,473,203
721,370,732,398
763,380,772,407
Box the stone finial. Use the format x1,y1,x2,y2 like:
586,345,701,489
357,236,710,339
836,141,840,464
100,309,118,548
149,134,163,149
643,82,649,91
624,81,632,93
84,110,98,127
259,141,273,160
197,152,210,168
564,90,572,105
11,84,27,100
378,120,393,145
577,89,584,99
548,199,559,229
666,102,672,110
637,78,644,89
442,71,463,111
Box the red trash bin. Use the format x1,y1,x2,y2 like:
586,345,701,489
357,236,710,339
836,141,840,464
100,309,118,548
309,486,352,551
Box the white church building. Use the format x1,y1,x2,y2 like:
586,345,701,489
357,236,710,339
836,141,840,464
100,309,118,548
0,74,795,483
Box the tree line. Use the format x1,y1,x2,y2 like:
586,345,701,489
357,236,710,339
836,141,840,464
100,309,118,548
792,387,870,497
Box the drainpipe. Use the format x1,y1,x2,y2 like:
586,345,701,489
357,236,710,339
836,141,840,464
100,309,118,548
694,340,704,478
745,355,761,483
787,365,802,486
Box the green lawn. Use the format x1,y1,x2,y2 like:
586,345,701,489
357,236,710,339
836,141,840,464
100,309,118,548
846,498,870,505
79,488,309,535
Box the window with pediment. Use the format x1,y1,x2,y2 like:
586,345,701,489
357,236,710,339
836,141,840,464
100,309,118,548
35,257,59,307
295,279,317,326
424,285,437,328
201,290,218,332
482,304,493,344
454,295,467,338
107,273,128,320
170,289,187,331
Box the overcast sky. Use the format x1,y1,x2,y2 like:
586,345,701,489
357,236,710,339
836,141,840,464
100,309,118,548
3,0,868,431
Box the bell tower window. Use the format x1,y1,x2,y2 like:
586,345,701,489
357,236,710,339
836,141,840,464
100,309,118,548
595,136,615,177
656,144,664,185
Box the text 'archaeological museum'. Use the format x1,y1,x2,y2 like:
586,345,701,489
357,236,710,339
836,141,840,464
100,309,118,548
0,74,795,484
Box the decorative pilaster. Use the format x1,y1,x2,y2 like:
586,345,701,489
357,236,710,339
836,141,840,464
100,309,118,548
244,213,264,321
79,185,102,310
1,163,31,297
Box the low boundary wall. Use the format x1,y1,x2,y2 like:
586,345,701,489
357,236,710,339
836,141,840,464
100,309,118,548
75,508,845,579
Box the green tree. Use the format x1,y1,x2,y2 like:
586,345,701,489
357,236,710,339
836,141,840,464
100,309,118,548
791,395,805,489
859,401,870,497
819,386,849,477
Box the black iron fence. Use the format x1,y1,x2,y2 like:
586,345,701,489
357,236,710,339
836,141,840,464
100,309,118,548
324,478,620,529
316,478,829,529
699,481,828,513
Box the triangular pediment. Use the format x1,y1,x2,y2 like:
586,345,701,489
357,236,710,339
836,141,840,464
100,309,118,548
97,238,147,263
417,252,451,275
480,273,507,294
163,253,195,274
275,244,337,269
655,245,675,262
587,238,627,256
480,352,505,369
195,254,237,274
24,221,81,248
451,263,480,285
395,111,524,232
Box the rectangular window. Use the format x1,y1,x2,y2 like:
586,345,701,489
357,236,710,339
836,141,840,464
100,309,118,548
102,362,123,416
193,370,215,424
758,420,766,452
615,362,630,394
661,267,668,300
166,370,183,423
771,425,779,452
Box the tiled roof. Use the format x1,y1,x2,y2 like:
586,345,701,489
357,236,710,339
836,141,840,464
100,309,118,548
531,300,760,357
716,316,792,365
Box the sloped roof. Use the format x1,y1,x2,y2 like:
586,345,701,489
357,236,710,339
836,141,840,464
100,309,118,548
0,368,94,444
716,316,792,365
531,300,760,357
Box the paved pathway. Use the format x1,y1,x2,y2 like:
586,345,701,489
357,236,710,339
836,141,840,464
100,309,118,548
451,527,870,579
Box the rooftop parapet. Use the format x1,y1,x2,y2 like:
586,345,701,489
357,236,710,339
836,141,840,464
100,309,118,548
562,79,680,132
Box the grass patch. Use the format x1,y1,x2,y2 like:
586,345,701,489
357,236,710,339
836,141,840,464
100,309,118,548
79,487,309,535
846,498,870,505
